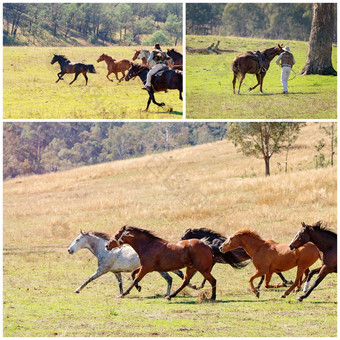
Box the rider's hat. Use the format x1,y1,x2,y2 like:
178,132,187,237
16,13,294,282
283,46,291,52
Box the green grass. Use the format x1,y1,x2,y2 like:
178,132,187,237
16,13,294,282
3,46,183,119
186,35,337,119
3,248,337,337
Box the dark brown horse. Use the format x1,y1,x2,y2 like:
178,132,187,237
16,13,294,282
51,54,96,85
106,226,216,300
125,63,183,111
97,53,131,82
289,221,337,301
231,44,283,94
167,49,183,70
219,229,320,298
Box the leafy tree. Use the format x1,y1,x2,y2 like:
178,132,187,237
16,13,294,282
228,122,302,176
163,14,182,45
143,31,171,45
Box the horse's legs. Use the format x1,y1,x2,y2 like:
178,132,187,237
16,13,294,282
114,273,123,295
249,271,265,298
255,275,265,290
143,96,152,112
114,72,119,81
69,72,79,85
74,266,108,293
303,267,321,293
259,73,266,93
149,92,165,107
131,268,142,292
173,270,198,290
264,272,286,289
200,271,217,300
179,90,183,101
232,72,237,94
119,71,126,82
281,265,307,298
237,74,246,94
158,272,173,296
120,266,149,297
106,72,113,82
277,272,293,285
248,73,261,92
56,72,65,83
166,267,197,300
83,72,88,85
298,265,331,301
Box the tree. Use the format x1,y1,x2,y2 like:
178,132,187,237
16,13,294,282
228,123,302,176
301,3,337,75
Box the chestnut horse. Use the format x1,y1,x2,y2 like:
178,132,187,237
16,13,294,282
232,44,284,94
219,229,320,298
51,54,96,85
97,53,131,82
289,222,337,302
132,50,148,66
106,226,216,300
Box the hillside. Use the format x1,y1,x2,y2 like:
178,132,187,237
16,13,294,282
4,123,336,247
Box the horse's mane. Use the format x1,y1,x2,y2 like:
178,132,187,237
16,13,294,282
126,226,162,240
184,228,226,239
88,231,111,241
235,228,264,240
308,221,337,239
55,54,70,63
101,53,115,61
131,62,147,70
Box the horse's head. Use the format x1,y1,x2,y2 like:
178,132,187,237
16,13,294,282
289,222,312,250
97,54,105,63
125,63,145,81
219,233,241,253
51,54,59,64
68,229,88,254
132,50,141,61
106,225,134,250
277,43,284,55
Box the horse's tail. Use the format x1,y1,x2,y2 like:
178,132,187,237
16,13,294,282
231,58,240,77
87,64,96,73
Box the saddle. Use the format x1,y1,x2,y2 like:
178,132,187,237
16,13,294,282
246,50,266,74
153,66,169,78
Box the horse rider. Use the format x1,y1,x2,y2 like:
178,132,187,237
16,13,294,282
275,46,295,94
143,43,171,91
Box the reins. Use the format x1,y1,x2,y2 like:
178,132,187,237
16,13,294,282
131,66,148,80
288,68,297,81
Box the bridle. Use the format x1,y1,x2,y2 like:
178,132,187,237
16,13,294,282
114,229,134,247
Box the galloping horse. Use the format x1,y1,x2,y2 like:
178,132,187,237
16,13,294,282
132,49,154,68
231,44,284,94
132,50,148,67
51,54,96,85
219,229,320,298
68,230,189,296
125,63,183,111
181,228,291,290
167,49,183,70
289,222,337,301
106,226,217,300
97,53,131,82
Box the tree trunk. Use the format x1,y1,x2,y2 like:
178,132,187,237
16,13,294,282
301,3,337,75
264,156,270,176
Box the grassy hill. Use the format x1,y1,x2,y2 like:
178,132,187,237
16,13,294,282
186,35,337,119
3,123,337,336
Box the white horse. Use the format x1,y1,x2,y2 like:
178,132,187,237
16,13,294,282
138,49,155,68
68,230,188,295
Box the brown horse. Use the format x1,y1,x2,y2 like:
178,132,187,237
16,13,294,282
51,54,96,85
106,225,216,300
219,229,320,298
132,50,148,66
232,44,284,94
97,54,131,82
289,221,337,301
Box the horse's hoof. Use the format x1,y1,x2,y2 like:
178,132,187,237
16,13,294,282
281,294,286,298
248,88,252,92
136,286,142,292
297,297,303,302
166,296,172,300
255,291,260,298
74,290,80,294
161,103,165,107
117,294,124,298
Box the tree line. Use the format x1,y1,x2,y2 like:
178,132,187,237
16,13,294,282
187,3,337,42
3,123,227,179
3,3,182,46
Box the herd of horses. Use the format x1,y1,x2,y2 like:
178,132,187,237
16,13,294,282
68,221,336,302
51,48,183,111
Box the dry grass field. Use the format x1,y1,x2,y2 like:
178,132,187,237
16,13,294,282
3,123,337,336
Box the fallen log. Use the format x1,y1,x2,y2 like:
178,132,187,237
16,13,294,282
186,41,236,54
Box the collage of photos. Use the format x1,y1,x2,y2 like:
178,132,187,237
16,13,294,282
3,3,337,338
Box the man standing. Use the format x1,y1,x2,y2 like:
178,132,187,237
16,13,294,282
275,46,295,94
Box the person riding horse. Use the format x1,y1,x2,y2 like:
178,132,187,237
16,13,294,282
143,43,171,91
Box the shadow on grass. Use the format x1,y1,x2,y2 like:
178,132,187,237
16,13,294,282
249,91,318,96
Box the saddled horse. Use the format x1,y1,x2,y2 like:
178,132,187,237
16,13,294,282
167,49,183,70
125,63,183,111
181,228,292,290
219,229,320,298
106,226,217,300
231,44,284,94
97,53,131,82
68,230,189,296
289,222,337,301
51,54,96,85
